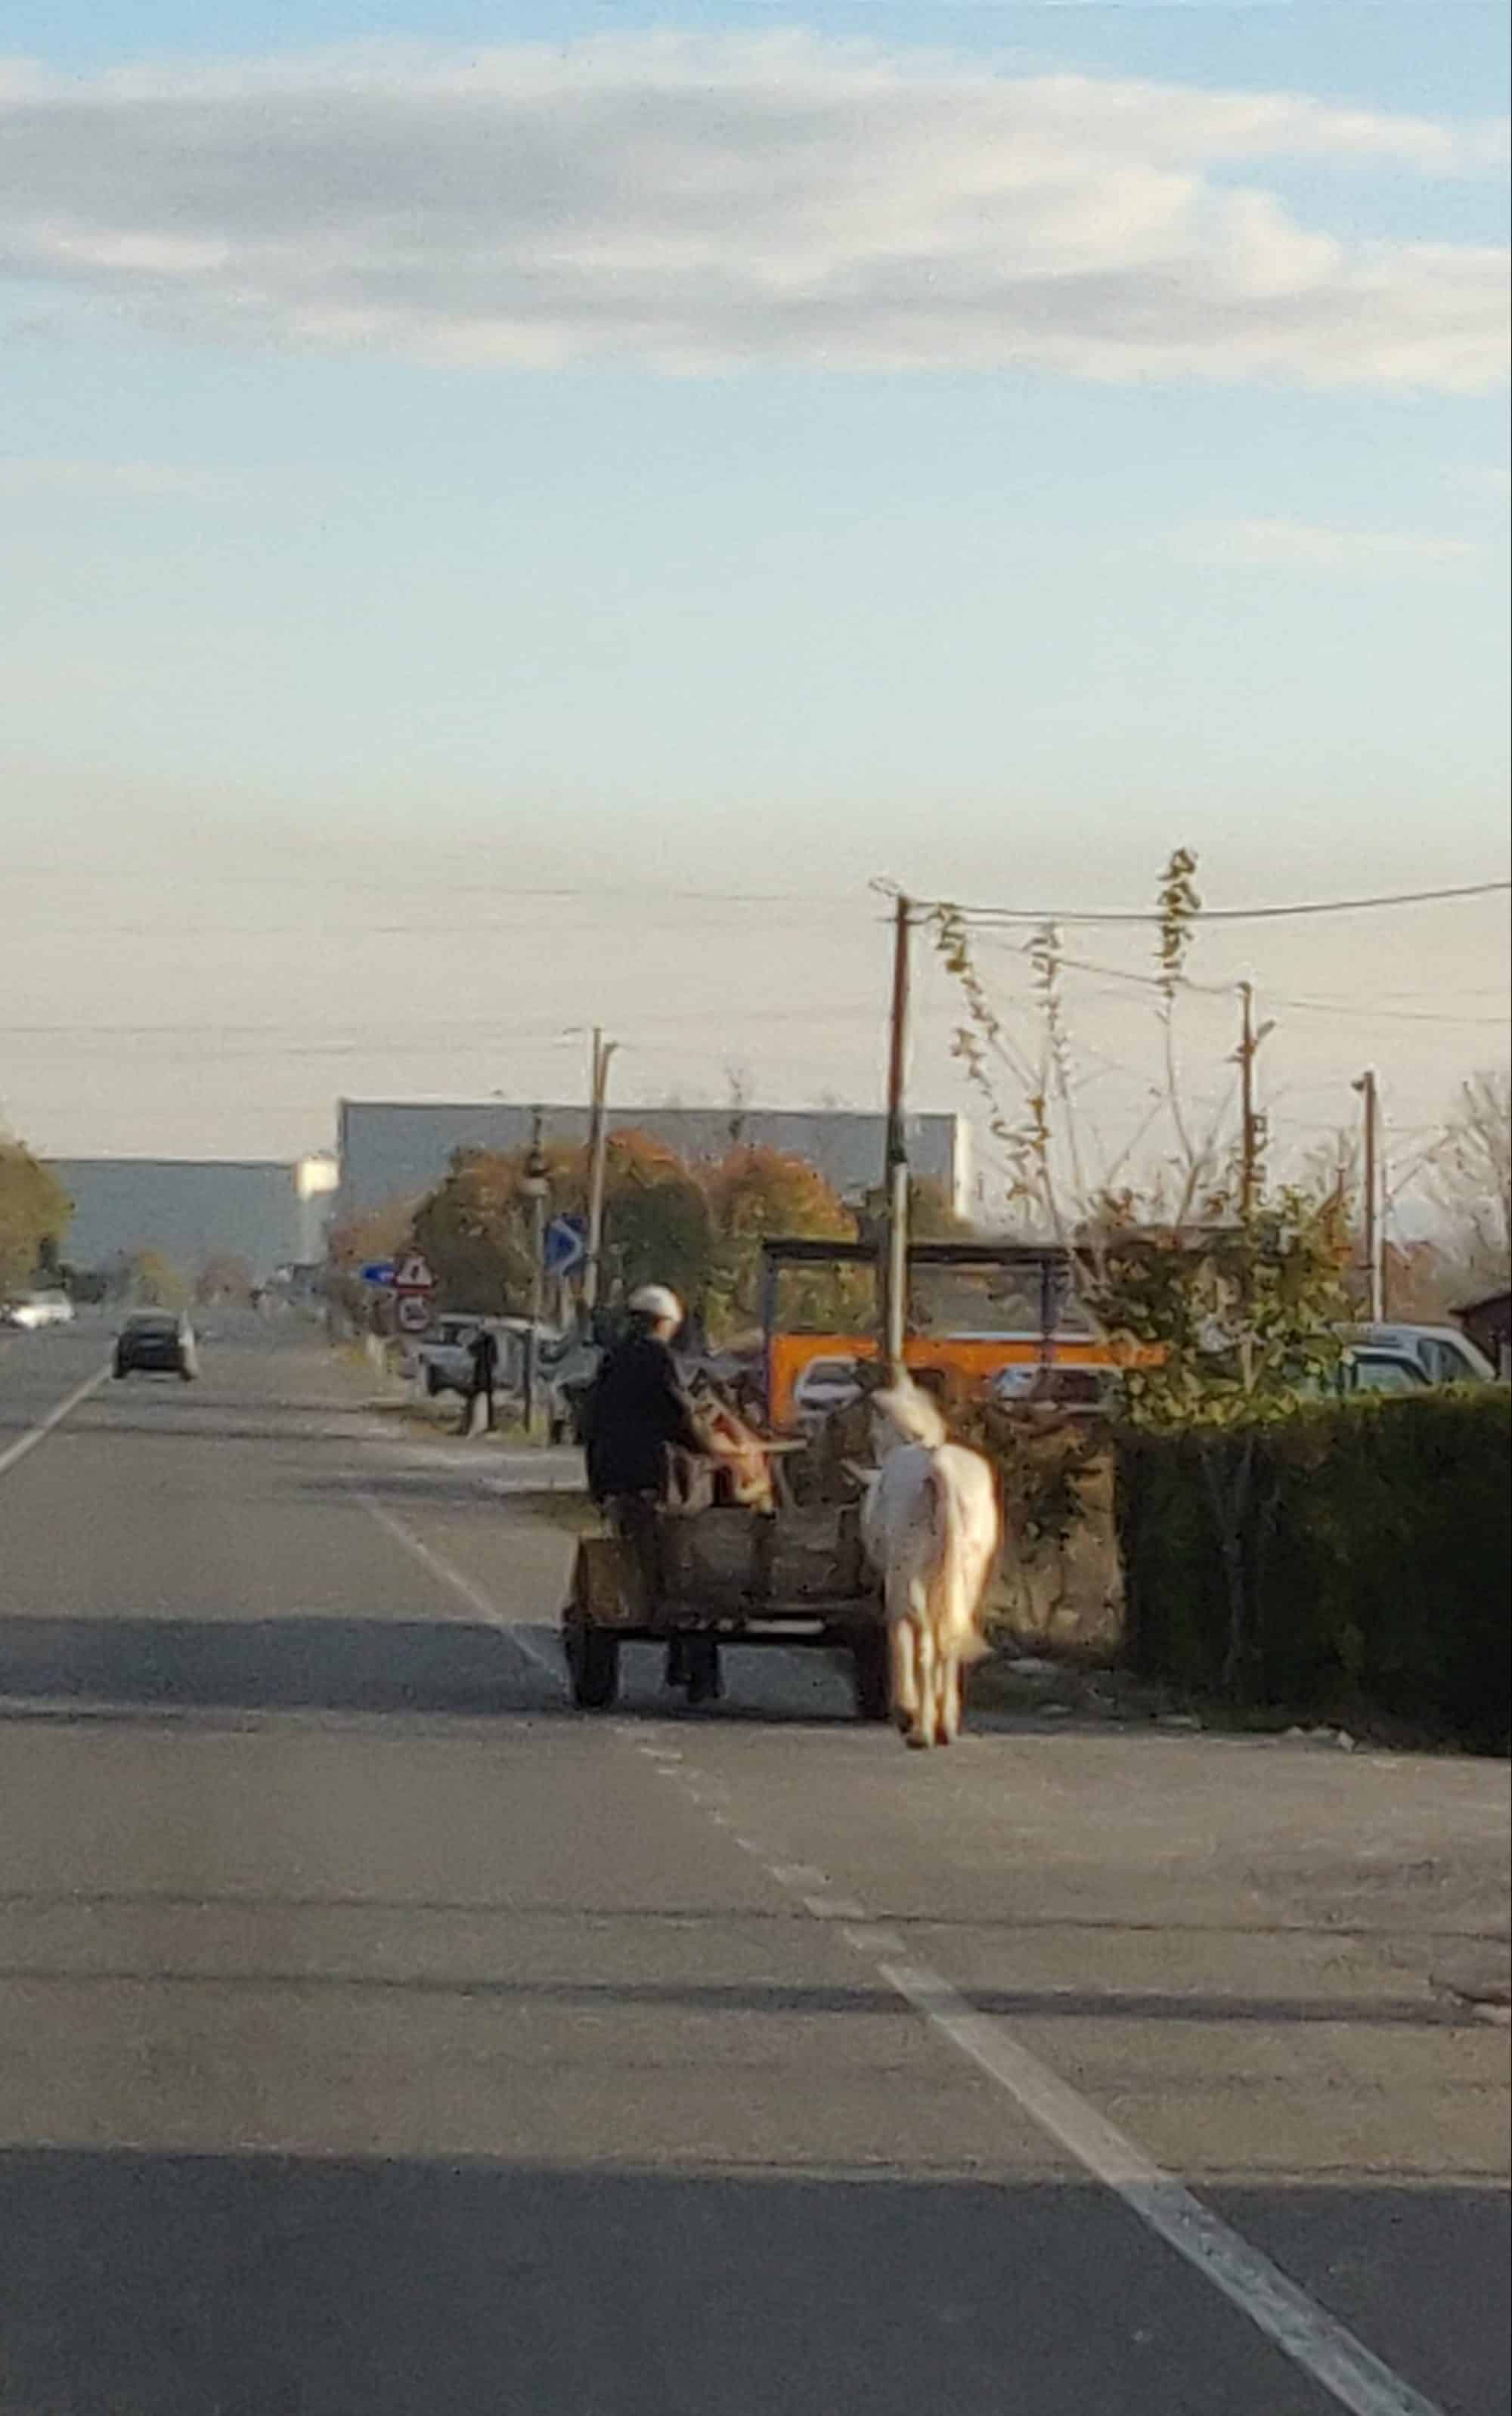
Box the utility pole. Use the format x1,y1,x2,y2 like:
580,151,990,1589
1352,1069,1382,1321
521,1106,550,1431
1235,980,1275,1221
582,1028,615,1325
881,892,912,1379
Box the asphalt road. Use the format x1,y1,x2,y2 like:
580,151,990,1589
0,1318,1507,2416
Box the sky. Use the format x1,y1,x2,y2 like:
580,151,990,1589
2,0,1507,1229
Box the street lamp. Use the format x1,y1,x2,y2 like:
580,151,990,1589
520,1110,550,1432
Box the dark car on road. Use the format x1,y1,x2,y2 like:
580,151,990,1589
114,1311,199,1382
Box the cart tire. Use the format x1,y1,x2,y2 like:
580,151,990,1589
565,1617,620,1710
852,1632,891,1723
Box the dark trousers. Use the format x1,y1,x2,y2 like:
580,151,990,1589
603,1495,720,1699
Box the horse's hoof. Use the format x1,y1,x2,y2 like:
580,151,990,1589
904,1729,931,1751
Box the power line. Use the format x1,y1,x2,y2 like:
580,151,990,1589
928,878,1510,928
971,935,1510,1024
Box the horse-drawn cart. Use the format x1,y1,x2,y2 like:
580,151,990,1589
561,1494,890,1719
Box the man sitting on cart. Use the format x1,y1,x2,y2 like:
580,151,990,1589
583,1283,731,1704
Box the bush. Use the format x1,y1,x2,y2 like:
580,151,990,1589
1116,1389,1510,1752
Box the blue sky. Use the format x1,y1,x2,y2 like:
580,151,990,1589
2,2,1507,1203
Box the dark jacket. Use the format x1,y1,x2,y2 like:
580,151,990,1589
584,1331,706,1502
468,1327,500,1387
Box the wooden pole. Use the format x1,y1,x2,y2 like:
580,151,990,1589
1353,1070,1382,1321
523,1106,548,1429
583,1029,614,1322
1236,980,1274,1222
1239,981,1258,1221
882,894,912,1379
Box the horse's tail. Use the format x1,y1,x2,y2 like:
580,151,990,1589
925,1454,996,1662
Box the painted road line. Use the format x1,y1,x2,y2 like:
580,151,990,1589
670,1785,1443,2416
0,1363,110,1482
801,1894,869,1922
881,1956,1445,2416
356,1492,565,1688
841,1925,906,1959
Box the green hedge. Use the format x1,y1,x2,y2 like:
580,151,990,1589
1115,1389,1510,1752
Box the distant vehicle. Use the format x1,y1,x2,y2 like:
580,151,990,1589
1338,1346,1430,1395
413,1314,480,1396
412,1315,562,1400
791,1355,864,1426
1349,1323,1496,1386
545,1338,603,1445
114,1311,199,1381
2,1290,76,1331
991,1363,1123,1414
414,1315,510,1398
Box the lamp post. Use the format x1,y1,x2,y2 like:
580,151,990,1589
520,1108,550,1433
583,1029,617,1326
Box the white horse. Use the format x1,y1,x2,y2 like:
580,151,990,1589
857,1381,1001,1749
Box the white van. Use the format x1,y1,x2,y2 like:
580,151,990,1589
1,1290,76,1331
1349,1324,1495,1386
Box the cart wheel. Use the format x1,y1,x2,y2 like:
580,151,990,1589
564,1615,620,1710
851,1631,891,1723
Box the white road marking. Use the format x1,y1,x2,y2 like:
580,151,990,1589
881,1957,1445,2416
355,1493,565,1687
0,1363,110,1482
669,1786,1444,2416
842,1925,906,1958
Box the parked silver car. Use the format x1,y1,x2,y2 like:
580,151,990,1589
1348,1323,1495,1386
413,1315,524,1398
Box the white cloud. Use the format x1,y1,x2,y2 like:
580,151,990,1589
0,35,1507,389
0,456,228,498
1179,518,1484,570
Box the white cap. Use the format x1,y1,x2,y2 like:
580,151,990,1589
628,1284,683,1327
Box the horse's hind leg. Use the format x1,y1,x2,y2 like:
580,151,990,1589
934,1652,962,1745
906,1623,935,1749
890,1616,920,1736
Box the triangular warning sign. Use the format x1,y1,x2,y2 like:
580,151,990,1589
393,1252,435,1290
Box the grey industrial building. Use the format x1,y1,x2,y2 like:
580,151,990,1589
336,1099,971,1225
47,1157,336,1281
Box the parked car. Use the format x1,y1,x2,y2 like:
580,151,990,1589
1347,1322,1495,1386
412,1314,485,1396
114,1310,199,1381
2,1289,76,1331
791,1355,864,1427
412,1315,519,1398
413,1315,565,1402
544,1338,603,1445
1337,1346,1429,1395
990,1363,1124,1414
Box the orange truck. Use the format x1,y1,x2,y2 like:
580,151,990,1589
767,1327,1138,1428
757,1236,1152,1429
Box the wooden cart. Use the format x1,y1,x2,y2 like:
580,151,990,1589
561,1497,889,1720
